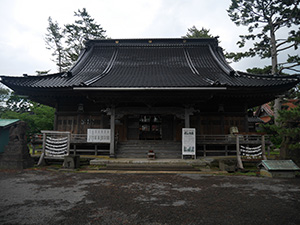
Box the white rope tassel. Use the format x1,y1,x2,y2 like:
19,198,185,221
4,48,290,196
240,145,263,159
240,145,262,154
44,135,69,157
47,136,68,142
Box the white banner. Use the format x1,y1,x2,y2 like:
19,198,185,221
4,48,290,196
87,129,111,143
182,128,196,156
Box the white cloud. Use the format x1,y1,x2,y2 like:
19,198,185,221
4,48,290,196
0,0,298,76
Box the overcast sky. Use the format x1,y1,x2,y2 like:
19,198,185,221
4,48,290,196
0,0,293,76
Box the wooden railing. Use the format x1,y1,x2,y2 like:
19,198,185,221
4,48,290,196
30,133,115,156
196,134,270,157
30,133,271,158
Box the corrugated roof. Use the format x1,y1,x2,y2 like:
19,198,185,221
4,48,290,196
0,119,19,128
1,38,299,90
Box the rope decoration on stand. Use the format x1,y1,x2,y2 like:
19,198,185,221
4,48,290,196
37,131,71,166
45,136,69,157
235,134,267,170
240,145,262,159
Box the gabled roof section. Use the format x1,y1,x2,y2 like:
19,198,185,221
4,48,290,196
1,38,299,91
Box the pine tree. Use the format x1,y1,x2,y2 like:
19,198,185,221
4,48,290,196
182,26,215,39
45,17,66,72
64,8,107,63
277,106,300,165
227,0,300,123
45,8,107,72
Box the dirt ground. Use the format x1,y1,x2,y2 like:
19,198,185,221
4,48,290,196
0,169,300,225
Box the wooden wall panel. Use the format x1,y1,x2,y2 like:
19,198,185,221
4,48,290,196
56,114,109,134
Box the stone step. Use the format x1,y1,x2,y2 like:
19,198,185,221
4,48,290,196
91,160,201,171
117,143,181,149
117,154,181,159
104,163,197,171
117,141,182,158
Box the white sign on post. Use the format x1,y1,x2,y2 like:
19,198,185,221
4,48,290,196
182,128,196,158
87,129,111,143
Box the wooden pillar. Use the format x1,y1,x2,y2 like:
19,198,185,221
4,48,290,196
244,104,249,133
236,135,244,170
173,115,176,141
185,108,190,128
54,102,58,130
261,135,267,160
221,114,225,135
37,133,47,166
110,106,115,158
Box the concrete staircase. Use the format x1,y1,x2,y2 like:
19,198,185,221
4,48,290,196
116,140,182,159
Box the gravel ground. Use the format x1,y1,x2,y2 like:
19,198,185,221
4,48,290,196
0,169,300,225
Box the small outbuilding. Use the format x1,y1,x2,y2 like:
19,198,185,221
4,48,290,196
259,160,300,178
0,119,20,153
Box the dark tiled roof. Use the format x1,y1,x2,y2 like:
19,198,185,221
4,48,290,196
248,117,264,123
1,38,299,90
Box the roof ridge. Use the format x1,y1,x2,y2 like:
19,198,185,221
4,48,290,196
86,38,219,47
69,47,89,74
183,48,199,75
237,71,299,81
83,48,119,86
208,45,233,75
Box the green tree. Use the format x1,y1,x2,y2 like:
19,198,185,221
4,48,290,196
4,92,31,113
227,0,300,123
247,66,300,98
64,8,107,63
227,0,300,73
277,107,300,165
45,8,107,72
182,26,215,39
1,103,55,135
0,86,10,114
260,104,300,164
1,93,55,136
45,17,66,72
246,65,272,75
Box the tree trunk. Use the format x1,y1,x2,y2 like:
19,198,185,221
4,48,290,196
270,24,281,125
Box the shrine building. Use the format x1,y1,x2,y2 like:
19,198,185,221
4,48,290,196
1,38,299,158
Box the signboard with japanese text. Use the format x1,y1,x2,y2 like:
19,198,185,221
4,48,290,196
87,129,111,143
182,128,196,157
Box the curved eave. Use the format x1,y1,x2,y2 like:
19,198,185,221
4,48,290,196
73,86,227,91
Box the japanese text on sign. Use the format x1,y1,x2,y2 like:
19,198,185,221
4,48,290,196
87,129,111,143
182,128,196,156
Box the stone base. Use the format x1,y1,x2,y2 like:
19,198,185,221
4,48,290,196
260,169,297,178
0,141,34,170
63,155,80,169
219,159,236,172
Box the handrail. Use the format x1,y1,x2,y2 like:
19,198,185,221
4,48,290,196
196,134,270,144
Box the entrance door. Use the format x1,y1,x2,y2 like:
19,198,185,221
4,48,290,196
139,115,162,140
127,115,139,140
162,115,174,140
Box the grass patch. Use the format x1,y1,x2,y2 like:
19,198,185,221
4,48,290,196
82,164,107,170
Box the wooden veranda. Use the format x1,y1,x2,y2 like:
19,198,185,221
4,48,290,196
30,132,270,159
